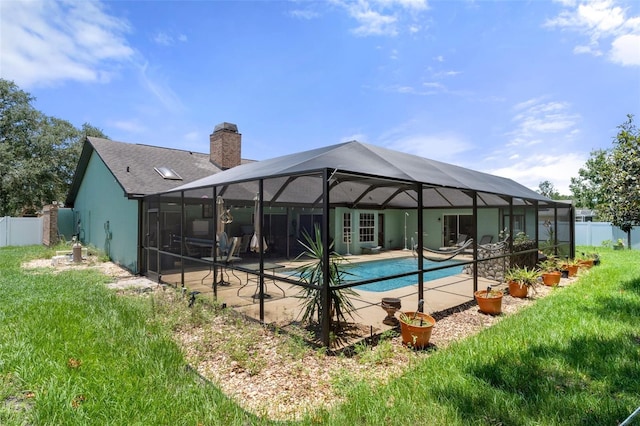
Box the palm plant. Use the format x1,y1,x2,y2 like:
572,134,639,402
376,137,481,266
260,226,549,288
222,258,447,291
295,225,357,326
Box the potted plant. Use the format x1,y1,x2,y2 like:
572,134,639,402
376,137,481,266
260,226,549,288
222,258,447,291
505,266,540,297
538,256,562,286
295,225,358,329
398,300,436,349
560,258,581,277
577,253,596,269
474,286,503,315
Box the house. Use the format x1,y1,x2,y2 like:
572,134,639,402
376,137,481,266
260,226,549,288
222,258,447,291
65,122,248,272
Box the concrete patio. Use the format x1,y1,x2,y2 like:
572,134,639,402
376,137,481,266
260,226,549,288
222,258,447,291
160,249,501,337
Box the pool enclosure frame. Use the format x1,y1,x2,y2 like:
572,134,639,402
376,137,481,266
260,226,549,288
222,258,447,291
142,141,574,346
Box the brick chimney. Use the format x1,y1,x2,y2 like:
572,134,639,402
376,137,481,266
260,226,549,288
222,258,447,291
210,122,241,170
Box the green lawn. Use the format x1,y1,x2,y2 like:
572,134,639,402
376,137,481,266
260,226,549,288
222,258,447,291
1,245,638,425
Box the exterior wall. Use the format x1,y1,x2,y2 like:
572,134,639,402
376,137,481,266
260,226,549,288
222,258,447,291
73,152,139,273
57,208,75,241
332,207,506,255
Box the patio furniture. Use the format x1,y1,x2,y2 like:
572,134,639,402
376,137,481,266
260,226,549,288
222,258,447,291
237,262,286,300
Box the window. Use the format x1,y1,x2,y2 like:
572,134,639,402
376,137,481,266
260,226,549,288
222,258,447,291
154,166,182,180
502,212,525,235
359,213,375,242
343,212,352,244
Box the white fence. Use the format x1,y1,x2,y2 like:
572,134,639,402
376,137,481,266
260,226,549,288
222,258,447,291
575,222,640,250
0,215,638,250
0,216,44,247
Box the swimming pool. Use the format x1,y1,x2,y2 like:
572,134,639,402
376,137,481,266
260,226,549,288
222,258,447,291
344,257,463,292
286,257,463,293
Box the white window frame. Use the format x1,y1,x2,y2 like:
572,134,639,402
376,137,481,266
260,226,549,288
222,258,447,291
343,212,352,244
359,212,375,243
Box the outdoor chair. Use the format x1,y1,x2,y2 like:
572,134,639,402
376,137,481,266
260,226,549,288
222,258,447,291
184,241,201,258
361,245,382,254
439,234,468,251
462,235,493,255
217,231,231,256
221,237,242,284
479,235,493,245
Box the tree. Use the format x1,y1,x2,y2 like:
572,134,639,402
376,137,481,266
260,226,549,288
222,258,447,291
0,79,107,216
605,115,640,249
570,149,610,210
537,180,560,199
571,115,640,249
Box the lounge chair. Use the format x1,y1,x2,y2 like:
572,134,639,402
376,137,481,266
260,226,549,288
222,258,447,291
479,235,493,245
361,245,382,254
463,235,493,255
439,234,468,251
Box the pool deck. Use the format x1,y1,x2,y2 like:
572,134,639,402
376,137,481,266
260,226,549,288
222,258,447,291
160,249,500,340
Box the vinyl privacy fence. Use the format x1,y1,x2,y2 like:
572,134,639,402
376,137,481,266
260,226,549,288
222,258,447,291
0,216,637,250
575,221,640,250
0,216,43,247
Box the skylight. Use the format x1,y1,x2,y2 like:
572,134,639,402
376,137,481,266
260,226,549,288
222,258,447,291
154,166,183,180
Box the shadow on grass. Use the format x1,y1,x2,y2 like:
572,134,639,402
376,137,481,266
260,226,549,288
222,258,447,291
585,276,640,327
621,276,640,293
451,334,640,424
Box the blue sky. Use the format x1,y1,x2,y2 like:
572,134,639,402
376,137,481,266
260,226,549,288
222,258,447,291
1,0,639,194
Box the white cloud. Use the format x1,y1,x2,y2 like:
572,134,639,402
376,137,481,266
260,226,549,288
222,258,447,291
183,131,200,142
487,98,583,194
573,44,603,55
0,0,134,88
136,62,184,113
152,31,188,46
331,0,429,37
153,32,173,46
289,9,320,20
489,151,586,194
110,119,147,133
385,132,473,163
610,33,640,65
511,99,580,137
545,0,640,67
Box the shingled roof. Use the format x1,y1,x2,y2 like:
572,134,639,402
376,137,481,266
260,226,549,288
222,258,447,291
66,137,230,205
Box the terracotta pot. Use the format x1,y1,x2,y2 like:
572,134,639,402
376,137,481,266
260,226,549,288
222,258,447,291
474,290,503,315
508,280,528,298
399,312,436,349
579,259,594,269
562,264,579,277
542,271,562,286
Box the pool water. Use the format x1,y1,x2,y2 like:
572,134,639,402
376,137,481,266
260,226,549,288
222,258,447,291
344,257,463,292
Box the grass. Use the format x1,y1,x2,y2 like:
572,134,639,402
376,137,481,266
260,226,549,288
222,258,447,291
309,248,640,425
0,245,257,426
1,245,639,425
